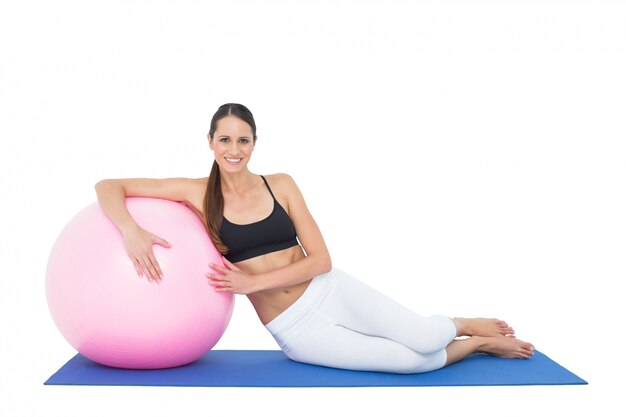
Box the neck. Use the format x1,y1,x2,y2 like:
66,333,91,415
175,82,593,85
219,168,259,195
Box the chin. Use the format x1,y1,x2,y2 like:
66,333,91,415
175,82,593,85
220,161,247,172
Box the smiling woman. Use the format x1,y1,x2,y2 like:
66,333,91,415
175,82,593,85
94,102,535,374
203,111,260,256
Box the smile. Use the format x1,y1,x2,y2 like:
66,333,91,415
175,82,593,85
225,157,243,165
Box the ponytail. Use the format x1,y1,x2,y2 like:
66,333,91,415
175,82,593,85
204,102,257,255
203,159,228,254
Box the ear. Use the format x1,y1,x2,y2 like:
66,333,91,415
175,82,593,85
208,133,214,150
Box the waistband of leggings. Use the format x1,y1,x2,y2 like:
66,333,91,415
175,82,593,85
264,267,340,336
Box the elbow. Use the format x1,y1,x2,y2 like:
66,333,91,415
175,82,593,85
320,252,332,274
95,179,112,189
95,179,121,194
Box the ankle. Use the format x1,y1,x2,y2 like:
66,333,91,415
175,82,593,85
452,317,467,337
472,336,489,353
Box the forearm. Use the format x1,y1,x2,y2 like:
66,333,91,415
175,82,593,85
94,180,138,235
254,252,332,292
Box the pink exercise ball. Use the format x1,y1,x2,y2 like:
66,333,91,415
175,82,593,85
45,197,235,369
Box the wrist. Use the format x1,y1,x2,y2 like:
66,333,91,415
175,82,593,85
120,222,140,236
251,272,267,293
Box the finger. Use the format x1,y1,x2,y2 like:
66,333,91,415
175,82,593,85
140,257,159,283
145,254,162,282
206,273,223,283
209,279,231,291
222,256,240,271
209,263,228,275
148,253,164,279
155,236,171,248
133,259,143,277
212,284,232,292
138,258,151,281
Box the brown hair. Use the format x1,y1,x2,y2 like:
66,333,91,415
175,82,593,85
203,103,258,254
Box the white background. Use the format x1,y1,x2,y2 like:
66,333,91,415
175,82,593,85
1,0,624,415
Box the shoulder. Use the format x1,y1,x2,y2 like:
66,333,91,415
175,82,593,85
264,172,303,206
263,173,298,193
264,172,296,185
263,173,312,218
180,177,209,218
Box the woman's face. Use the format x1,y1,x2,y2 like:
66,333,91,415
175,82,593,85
209,115,255,173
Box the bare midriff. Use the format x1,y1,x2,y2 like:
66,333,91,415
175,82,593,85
181,184,312,326
235,244,310,325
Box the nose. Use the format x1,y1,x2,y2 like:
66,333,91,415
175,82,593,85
228,141,241,155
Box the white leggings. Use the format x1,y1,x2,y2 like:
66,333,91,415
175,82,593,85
264,268,457,374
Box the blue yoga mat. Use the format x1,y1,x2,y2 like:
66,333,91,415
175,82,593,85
45,349,586,387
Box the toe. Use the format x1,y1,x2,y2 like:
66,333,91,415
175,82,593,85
518,343,535,357
517,347,532,358
502,326,515,335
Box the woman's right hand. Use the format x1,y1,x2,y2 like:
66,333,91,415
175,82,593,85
122,225,171,283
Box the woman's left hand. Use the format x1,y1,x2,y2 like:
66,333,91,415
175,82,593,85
207,257,258,295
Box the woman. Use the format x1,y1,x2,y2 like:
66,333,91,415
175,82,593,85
95,102,535,374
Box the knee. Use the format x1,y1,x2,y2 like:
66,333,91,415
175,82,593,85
394,350,447,374
412,339,450,355
410,315,457,354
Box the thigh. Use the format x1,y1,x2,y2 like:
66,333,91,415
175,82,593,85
284,316,447,374
318,268,457,353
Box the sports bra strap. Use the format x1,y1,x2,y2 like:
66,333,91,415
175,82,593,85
260,175,277,201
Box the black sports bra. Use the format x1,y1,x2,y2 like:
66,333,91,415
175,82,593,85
219,175,299,263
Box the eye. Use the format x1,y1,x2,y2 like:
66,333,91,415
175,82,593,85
239,138,250,144
219,138,229,143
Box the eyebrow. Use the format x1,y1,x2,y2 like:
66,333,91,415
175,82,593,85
218,135,251,139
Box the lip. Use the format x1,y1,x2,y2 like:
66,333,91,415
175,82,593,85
224,157,243,166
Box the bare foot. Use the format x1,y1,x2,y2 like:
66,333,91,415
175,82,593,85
453,317,515,337
475,335,535,359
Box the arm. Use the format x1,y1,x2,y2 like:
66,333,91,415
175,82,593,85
94,177,204,281
209,173,332,294
94,177,203,234
94,180,141,235
253,174,332,291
